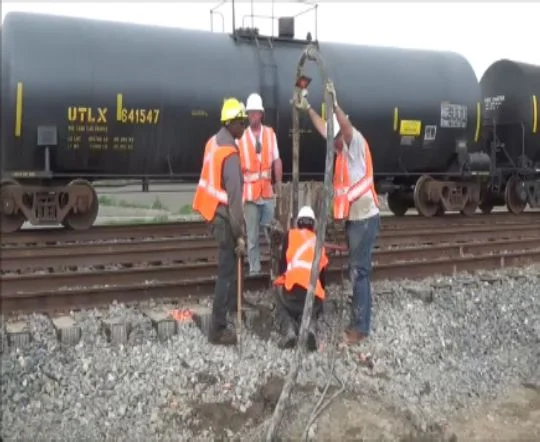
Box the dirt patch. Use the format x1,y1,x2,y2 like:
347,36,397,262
188,375,327,439
188,375,285,438
285,391,452,442
446,383,540,441
282,383,540,442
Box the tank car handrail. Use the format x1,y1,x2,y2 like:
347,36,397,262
210,0,226,32
241,14,275,31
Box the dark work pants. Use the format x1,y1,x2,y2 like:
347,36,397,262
275,285,323,334
210,215,238,332
346,214,380,336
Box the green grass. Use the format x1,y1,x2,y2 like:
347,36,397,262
98,195,170,211
101,215,170,225
177,204,194,215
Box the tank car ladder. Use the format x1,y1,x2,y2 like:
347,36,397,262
254,36,279,130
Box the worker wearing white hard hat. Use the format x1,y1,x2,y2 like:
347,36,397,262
293,81,381,355
273,205,329,352
237,92,283,276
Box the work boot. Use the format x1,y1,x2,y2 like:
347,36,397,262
208,325,237,346
278,324,297,349
307,322,317,352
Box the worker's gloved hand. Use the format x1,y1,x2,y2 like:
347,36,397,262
268,218,284,241
294,89,311,112
235,237,246,256
326,80,338,108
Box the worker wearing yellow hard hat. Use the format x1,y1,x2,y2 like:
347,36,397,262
192,97,248,346
220,97,248,124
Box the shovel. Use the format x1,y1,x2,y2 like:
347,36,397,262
237,254,243,355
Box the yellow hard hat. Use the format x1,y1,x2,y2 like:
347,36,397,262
221,98,248,123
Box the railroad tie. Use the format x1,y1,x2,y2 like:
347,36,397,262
142,308,178,341
101,318,129,345
51,316,81,346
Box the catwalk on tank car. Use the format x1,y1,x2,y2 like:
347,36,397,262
478,59,540,214
0,9,492,233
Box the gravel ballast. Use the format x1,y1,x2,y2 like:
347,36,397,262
2,265,539,440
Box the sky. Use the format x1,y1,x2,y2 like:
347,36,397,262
1,1,538,79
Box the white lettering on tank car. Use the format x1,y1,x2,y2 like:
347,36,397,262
483,95,505,112
424,125,437,141
400,136,414,146
440,103,468,129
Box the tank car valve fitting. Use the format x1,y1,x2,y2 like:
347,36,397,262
306,45,318,61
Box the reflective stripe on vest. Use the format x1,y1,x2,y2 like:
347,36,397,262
273,229,329,300
333,137,379,220
238,126,275,201
286,232,316,273
198,137,228,204
192,135,236,222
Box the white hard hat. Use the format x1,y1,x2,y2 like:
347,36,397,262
297,205,316,221
246,93,264,112
324,114,341,139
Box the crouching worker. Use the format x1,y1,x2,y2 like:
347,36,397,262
273,206,329,352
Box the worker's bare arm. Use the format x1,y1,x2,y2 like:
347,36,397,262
272,131,283,184
334,105,353,146
307,107,328,138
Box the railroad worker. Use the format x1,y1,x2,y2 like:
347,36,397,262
237,92,283,276
294,82,381,346
273,205,329,352
192,97,248,347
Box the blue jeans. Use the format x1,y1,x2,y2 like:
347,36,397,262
346,213,380,336
245,199,275,274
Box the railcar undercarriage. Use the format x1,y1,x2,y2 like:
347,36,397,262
0,178,99,233
385,174,483,217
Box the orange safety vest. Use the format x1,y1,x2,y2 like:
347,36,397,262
273,228,329,300
192,135,237,222
333,137,379,220
237,125,276,202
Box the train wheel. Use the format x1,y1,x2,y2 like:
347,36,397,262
61,179,99,230
460,199,478,216
413,175,439,217
479,200,494,214
504,176,527,215
1,180,25,233
386,191,408,216
435,205,445,216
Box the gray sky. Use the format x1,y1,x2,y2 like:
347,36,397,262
2,1,537,78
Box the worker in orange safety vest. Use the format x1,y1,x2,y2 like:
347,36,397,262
273,205,329,352
192,97,248,347
294,81,381,351
237,92,283,276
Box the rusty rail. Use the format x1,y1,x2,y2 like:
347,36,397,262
3,211,540,247
3,247,540,314
3,236,540,297
3,225,540,272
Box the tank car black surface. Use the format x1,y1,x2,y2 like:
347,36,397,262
479,59,540,214
1,11,491,231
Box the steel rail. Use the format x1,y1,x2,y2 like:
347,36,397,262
3,238,540,296
3,211,540,246
3,227,540,272
3,248,539,314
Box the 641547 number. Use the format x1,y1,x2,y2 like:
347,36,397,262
121,108,160,125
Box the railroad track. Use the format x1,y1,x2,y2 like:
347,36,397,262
3,223,540,272
2,220,540,314
2,211,540,247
